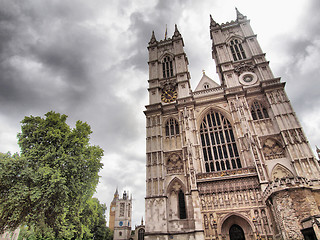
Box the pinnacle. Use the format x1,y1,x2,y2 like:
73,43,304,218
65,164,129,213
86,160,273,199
235,7,246,21
210,14,219,28
149,30,157,45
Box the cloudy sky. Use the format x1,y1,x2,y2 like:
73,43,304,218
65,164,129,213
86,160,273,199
1,0,320,227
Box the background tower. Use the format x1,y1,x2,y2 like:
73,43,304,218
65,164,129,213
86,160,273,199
145,8,320,240
109,188,119,231
113,190,132,240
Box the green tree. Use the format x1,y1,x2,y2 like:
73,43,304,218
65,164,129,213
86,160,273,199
80,197,112,240
0,111,104,239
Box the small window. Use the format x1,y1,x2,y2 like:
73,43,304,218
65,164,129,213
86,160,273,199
203,83,210,89
162,56,174,78
230,39,246,61
179,190,187,219
251,101,269,120
165,118,179,137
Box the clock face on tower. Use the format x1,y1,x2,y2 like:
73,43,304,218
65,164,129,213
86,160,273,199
119,221,123,226
111,207,115,211
161,88,177,103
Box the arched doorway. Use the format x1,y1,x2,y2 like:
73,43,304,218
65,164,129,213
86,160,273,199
220,214,254,240
229,224,245,240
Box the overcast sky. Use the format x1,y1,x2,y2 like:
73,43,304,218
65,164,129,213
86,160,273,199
1,0,320,227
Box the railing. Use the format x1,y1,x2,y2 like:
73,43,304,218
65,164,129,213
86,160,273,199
196,167,257,180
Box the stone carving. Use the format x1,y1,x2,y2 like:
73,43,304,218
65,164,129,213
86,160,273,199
204,214,209,229
271,164,294,181
234,62,255,76
166,153,184,174
262,138,285,160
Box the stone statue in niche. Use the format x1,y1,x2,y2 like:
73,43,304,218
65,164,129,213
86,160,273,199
210,214,215,229
261,209,270,234
204,214,209,229
254,210,262,233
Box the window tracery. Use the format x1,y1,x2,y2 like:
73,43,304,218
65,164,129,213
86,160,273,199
167,154,184,174
262,139,285,160
229,39,246,61
251,101,269,120
162,56,174,78
165,118,179,137
200,111,242,172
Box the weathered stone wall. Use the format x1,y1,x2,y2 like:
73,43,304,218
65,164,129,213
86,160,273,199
271,188,320,239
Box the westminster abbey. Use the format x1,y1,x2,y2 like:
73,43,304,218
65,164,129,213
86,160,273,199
144,8,320,240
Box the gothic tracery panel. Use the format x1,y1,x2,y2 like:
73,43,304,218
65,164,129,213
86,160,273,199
262,139,285,160
166,153,183,174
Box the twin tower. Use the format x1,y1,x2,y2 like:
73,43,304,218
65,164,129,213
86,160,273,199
144,9,320,240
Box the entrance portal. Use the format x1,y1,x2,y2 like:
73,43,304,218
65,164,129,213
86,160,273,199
229,224,245,240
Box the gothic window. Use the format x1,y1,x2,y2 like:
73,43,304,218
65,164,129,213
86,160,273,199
251,101,269,120
200,111,242,172
178,190,187,219
162,56,174,78
120,203,125,217
138,229,145,240
165,118,179,137
230,39,246,61
262,139,285,160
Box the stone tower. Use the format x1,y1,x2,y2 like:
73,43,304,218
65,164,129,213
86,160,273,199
113,190,132,240
109,188,119,231
144,8,320,240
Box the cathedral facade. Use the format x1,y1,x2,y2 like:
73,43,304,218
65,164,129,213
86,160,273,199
144,9,320,240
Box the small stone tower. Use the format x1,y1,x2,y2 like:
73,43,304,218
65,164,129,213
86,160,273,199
113,190,132,240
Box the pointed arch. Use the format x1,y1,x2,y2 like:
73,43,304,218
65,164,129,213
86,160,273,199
159,53,175,79
220,212,255,238
271,164,294,180
167,177,187,220
198,108,242,173
166,177,186,194
226,37,246,61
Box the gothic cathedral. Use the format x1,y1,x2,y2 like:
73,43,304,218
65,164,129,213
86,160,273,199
144,9,320,240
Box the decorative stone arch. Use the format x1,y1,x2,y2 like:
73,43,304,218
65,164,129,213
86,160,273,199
219,213,255,240
166,177,186,194
166,177,187,220
158,52,175,62
197,106,234,129
166,153,184,174
225,35,245,45
262,138,285,160
271,163,294,180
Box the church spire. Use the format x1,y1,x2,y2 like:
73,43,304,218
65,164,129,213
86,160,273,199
172,24,181,39
235,7,246,21
149,30,157,45
210,14,219,29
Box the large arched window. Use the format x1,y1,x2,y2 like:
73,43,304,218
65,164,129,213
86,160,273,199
162,56,174,78
200,111,242,172
178,190,187,219
165,118,179,137
138,228,145,240
229,39,246,61
251,101,269,120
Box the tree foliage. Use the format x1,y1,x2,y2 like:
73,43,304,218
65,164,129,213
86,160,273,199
0,111,104,239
